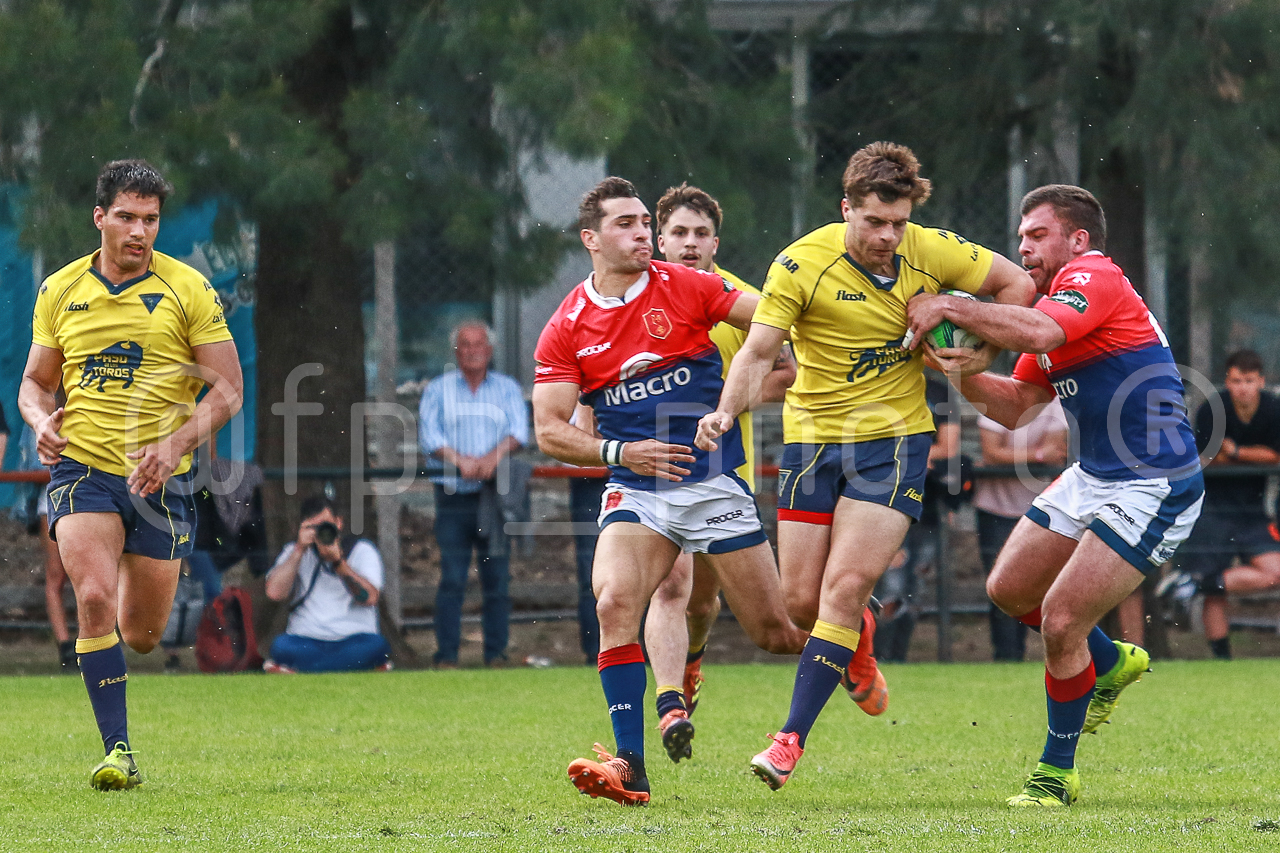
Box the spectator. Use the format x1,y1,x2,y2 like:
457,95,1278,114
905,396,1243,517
1177,350,1280,659
974,399,1069,661
263,495,391,673
418,321,528,668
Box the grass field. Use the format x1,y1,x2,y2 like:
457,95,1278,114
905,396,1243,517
2,659,1278,852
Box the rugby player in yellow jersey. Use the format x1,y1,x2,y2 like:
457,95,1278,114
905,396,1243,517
697,142,1035,790
642,184,816,764
18,160,243,790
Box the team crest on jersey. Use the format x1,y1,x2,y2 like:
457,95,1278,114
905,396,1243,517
139,293,164,314
1049,289,1089,314
643,308,672,340
79,340,143,391
847,340,912,382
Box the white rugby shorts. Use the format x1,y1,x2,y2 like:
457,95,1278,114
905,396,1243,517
1027,463,1204,573
598,473,768,554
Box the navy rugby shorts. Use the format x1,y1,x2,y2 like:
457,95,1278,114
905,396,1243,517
776,433,932,524
47,458,196,561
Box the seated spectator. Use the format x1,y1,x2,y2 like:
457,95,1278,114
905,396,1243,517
974,399,1069,661
263,495,392,673
1176,349,1280,659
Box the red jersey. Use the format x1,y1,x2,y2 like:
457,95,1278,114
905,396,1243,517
534,260,745,488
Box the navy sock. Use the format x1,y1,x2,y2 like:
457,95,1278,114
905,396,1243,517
77,634,129,755
781,620,857,748
1087,626,1120,677
655,687,686,718
1041,663,1095,769
598,643,647,758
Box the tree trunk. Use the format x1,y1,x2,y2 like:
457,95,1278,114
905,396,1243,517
255,216,368,551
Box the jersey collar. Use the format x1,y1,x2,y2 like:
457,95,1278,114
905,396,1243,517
842,252,901,291
584,269,650,309
88,251,155,295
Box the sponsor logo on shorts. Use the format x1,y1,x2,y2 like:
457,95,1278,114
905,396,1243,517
1103,502,1136,526
577,342,612,358
903,487,923,502
605,490,624,511
705,509,744,525
1048,288,1089,314
178,533,190,544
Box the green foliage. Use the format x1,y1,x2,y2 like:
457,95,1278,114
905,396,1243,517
831,0,1280,295
2,660,1279,851
0,0,800,294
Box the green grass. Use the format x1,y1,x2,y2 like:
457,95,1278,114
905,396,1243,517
2,660,1279,852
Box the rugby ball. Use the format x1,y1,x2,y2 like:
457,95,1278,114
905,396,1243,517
926,290,985,350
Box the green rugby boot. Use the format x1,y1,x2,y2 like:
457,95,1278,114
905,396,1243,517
1083,641,1150,734
90,742,142,791
1006,762,1081,807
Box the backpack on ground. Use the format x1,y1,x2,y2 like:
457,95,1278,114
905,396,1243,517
161,571,205,649
195,587,265,673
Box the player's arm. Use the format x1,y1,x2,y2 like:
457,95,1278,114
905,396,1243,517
532,381,694,482
127,340,244,497
758,343,797,404
17,344,68,466
722,290,760,331
906,254,1056,356
695,322,787,451
266,536,309,602
952,372,1055,431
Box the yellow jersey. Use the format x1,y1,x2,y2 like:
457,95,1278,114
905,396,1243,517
32,250,233,476
755,222,993,443
709,265,760,490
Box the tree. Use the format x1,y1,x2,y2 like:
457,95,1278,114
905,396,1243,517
0,0,799,536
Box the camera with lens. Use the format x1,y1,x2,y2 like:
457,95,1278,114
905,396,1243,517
314,521,340,546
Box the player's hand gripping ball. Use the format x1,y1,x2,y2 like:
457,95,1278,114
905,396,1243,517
926,290,986,351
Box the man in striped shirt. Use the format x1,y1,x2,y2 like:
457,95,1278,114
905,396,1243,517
418,321,529,667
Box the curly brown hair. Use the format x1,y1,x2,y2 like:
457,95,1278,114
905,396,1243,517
842,142,932,208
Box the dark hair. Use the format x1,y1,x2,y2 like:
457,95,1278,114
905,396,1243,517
578,176,640,231
1225,349,1265,375
655,183,722,234
842,142,932,207
299,495,338,522
1020,184,1107,252
95,159,172,211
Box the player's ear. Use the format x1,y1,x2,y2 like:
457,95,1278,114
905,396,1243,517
93,207,106,230
581,228,598,252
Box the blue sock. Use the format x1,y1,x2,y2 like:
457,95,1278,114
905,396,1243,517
655,687,686,718
598,643,647,758
1088,626,1120,677
77,634,129,755
1041,663,1095,769
781,620,858,748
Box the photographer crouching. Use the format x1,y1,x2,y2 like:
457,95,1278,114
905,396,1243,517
262,495,392,673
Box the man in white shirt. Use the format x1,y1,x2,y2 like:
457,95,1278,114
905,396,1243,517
263,496,390,672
